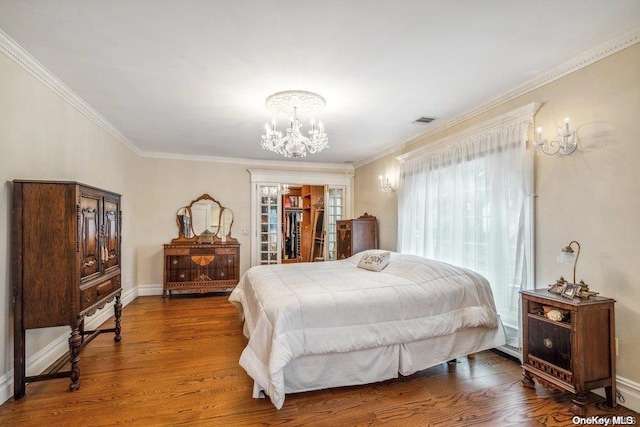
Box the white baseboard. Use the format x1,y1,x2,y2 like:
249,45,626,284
495,347,640,413
593,376,640,414
497,345,523,362
137,284,236,297
137,283,163,296
0,286,138,405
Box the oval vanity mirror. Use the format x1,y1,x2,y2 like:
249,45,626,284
190,199,222,237
171,194,237,243
175,207,192,240
219,208,234,242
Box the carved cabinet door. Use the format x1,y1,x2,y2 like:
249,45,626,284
103,196,120,272
336,220,352,259
79,194,100,280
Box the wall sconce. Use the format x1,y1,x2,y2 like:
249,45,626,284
535,117,577,155
378,175,395,193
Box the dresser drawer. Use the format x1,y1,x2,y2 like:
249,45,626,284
168,269,197,282
168,254,222,269
164,247,190,256
337,221,351,231
80,276,120,310
215,246,239,255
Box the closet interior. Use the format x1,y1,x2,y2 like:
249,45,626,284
281,185,325,263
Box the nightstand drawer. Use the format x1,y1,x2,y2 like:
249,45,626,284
528,317,571,371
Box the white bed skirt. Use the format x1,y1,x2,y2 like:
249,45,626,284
249,318,506,398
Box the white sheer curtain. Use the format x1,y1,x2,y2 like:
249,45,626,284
398,119,534,347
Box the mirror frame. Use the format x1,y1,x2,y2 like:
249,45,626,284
174,207,193,241
171,193,238,244
218,207,236,242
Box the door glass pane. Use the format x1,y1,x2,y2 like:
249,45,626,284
327,187,344,260
259,185,280,265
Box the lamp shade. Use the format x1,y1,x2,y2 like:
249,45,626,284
557,250,575,264
557,241,580,284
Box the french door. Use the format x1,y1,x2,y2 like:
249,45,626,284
249,169,353,267
257,184,281,265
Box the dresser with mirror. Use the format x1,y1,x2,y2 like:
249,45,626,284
163,193,240,298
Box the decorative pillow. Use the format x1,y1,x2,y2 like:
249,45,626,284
357,251,391,272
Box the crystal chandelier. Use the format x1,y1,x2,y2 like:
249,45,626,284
279,184,290,195
261,90,329,158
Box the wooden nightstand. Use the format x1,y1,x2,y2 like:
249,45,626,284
520,289,616,416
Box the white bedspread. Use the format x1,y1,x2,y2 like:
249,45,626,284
229,251,501,409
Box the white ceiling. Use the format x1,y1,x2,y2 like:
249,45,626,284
1,1,639,165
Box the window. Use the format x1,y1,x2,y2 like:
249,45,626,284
398,108,536,349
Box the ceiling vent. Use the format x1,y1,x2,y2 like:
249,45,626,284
413,117,436,124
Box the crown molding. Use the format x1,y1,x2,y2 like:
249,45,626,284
247,168,354,186
396,102,541,163
0,29,142,156
359,26,640,169
353,140,406,169
141,150,355,172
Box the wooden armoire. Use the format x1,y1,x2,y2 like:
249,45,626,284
336,213,378,259
12,181,123,399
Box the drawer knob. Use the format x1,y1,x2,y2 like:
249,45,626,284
172,260,178,265
179,273,185,279
543,338,553,349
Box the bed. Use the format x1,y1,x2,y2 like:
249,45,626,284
228,251,506,409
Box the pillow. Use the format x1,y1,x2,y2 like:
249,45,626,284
357,251,391,272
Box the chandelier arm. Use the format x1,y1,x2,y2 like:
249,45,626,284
539,139,560,155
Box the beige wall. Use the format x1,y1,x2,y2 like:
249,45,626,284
354,156,398,251
135,161,355,287
355,44,640,388
136,158,253,286
0,53,139,386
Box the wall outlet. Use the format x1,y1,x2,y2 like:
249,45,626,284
242,229,249,236
615,338,619,356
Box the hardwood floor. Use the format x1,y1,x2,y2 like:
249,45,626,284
1,295,636,426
